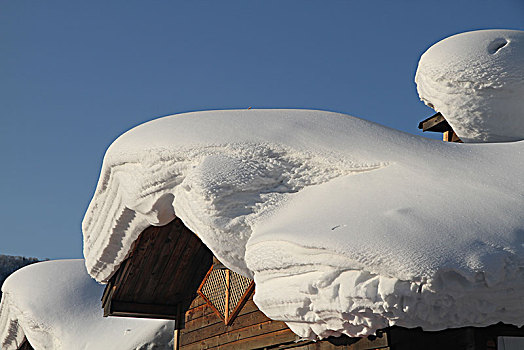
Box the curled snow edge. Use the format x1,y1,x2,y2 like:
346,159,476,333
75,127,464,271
82,109,524,339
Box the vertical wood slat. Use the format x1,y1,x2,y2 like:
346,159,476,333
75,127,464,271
115,226,159,300
155,219,201,299
224,269,230,322
137,223,184,302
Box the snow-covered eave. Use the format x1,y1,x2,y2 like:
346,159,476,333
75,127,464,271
82,109,411,283
81,109,524,339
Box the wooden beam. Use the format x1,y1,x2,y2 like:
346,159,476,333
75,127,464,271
419,112,452,133
224,269,230,322
107,300,179,319
174,304,182,350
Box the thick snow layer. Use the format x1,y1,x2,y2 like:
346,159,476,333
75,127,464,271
415,29,524,143
0,260,173,350
83,109,524,339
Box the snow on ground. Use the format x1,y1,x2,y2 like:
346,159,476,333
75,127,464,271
416,29,524,143
82,109,524,339
0,259,174,350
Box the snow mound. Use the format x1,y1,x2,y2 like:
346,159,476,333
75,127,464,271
0,260,173,350
0,255,39,289
415,29,524,143
82,109,524,339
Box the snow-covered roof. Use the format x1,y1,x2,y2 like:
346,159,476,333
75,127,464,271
0,255,39,290
82,109,524,339
0,259,173,350
416,29,524,143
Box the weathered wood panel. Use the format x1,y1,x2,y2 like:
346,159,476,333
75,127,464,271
178,294,390,350
102,218,213,320
180,294,294,349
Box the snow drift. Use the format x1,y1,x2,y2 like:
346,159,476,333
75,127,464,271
415,29,524,143
0,255,39,290
82,109,524,339
0,259,173,350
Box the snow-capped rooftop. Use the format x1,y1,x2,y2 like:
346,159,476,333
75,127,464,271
82,109,524,339
0,259,173,350
415,29,524,143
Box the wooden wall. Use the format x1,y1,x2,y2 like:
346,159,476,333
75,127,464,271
178,294,297,349
177,294,389,350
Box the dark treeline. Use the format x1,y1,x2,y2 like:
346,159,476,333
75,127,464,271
0,255,41,298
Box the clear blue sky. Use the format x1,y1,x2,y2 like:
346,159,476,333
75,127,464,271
1,0,523,260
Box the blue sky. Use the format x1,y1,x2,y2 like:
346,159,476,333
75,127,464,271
1,0,523,260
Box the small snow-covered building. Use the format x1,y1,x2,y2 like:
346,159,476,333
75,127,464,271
0,259,174,350
415,29,524,144
80,29,524,350
0,255,39,301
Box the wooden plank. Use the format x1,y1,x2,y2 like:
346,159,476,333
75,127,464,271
104,219,213,319
123,226,165,301
184,303,208,323
135,222,184,302
183,307,269,335
224,269,230,322
216,320,290,348
138,218,197,302
102,240,138,307
187,294,207,309
218,327,298,350
161,235,212,301
114,226,158,300
174,329,180,350
184,298,259,326
110,236,140,292
183,298,262,332
181,309,272,346
173,244,213,303
244,333,389,350
181,322,294,350
182,305,223,332
418,112,451,133
109,300,179,319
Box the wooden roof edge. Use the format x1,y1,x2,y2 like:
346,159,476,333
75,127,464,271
104,299,180,320
418,112,453,133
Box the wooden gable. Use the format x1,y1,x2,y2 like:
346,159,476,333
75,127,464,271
101,217,213,319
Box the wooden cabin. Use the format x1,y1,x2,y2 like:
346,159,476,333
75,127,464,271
99,114,524,350
101,217,524,350
101,218,393,350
